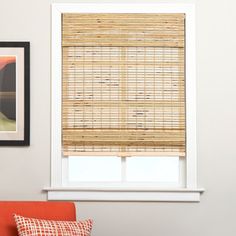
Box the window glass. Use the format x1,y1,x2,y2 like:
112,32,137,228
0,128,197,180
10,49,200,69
69,157,122,182
126,157,179,182
69,156,179,183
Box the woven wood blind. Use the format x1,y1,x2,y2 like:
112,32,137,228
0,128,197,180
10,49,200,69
62,13,186,157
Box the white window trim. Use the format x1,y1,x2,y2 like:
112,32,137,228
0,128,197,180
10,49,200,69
47,3,204,202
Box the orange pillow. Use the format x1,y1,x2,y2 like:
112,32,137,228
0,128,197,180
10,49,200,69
14,214,93,236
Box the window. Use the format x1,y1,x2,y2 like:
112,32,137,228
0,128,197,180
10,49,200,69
48,4,203,202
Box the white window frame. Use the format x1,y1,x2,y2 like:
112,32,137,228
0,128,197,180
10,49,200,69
46,3,204,202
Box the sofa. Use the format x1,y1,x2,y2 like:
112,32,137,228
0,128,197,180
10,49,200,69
0,201,76,236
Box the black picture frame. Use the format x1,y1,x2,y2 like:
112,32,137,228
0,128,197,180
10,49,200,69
0,42,30,146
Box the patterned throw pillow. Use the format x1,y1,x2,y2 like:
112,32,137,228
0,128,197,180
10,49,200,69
14,214,93,236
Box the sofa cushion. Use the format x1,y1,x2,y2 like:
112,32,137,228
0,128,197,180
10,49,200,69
14,214,93,236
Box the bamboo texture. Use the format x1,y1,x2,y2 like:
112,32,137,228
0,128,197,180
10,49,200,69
62,13,186,157
63,13,185,47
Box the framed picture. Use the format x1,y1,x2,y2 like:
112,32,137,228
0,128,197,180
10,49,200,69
0,42,30,146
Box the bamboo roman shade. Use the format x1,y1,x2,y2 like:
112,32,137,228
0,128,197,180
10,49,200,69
62,13,186,157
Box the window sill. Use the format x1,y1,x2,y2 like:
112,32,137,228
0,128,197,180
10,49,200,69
44,187,204,202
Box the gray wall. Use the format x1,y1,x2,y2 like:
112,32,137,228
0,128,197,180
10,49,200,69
0,0,236,235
